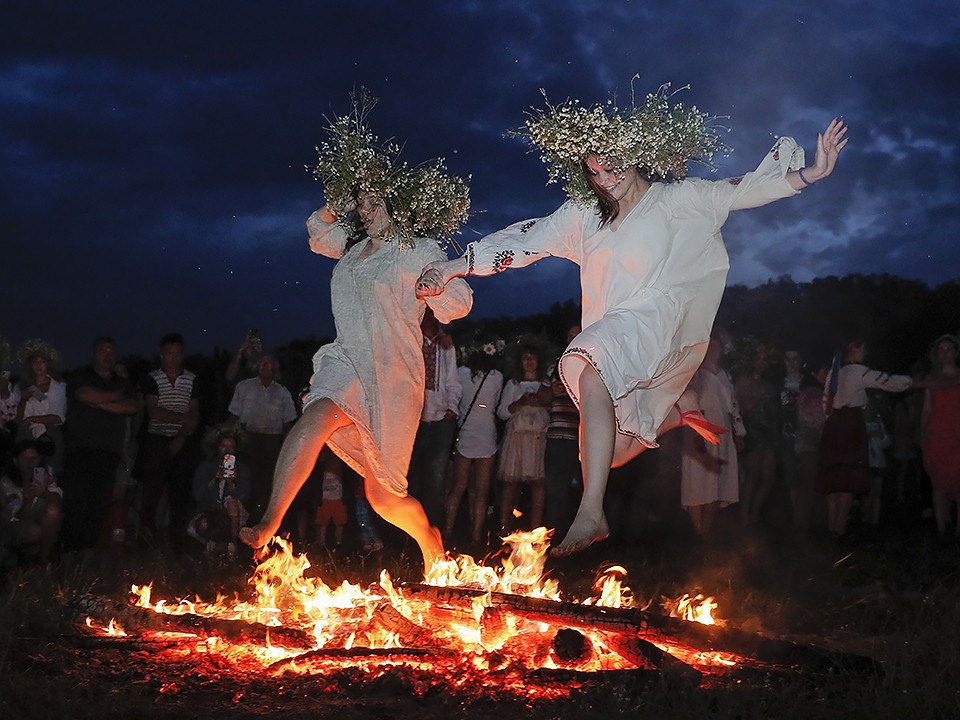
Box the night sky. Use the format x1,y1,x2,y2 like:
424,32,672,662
3,1,958,367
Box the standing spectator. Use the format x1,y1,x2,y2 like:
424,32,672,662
862,396,891,527
408,307,462,529
541,325,582,542
920,334,960,537
225,329,264,386
444,343,504,547
818,340,917,536
892,361,926,508
354,475,383,553
680,337,745,535
226,352,297,522
60,337,139,552
188,427,251,558
793,363,829,531
497,347,550,533
15,340,67,473
139,333,201,548
0,378,19,465
1,440,63,567
779,350,805,515
735,344,779,526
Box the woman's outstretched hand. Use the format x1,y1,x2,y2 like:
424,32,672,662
808,118,849,182
416,257,468,298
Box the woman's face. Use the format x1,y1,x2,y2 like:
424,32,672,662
847,344,866,364
521,352,539,376
936,340,958,367
585,156,640,201
31,355,49,377
357,191,391,237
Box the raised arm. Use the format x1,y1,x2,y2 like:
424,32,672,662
785,118,848,191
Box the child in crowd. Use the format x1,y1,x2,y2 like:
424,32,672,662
315,449,348,549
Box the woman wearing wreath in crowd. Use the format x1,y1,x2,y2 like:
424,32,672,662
497,345,551,534
418,80,848,555
15,340,67,474
240,93,473,574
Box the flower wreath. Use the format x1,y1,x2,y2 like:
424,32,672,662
308,89,471,248
510,78,731,205
16,338,63,375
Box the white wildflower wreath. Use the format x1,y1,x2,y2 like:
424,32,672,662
511,78,731,205
308,89,470,248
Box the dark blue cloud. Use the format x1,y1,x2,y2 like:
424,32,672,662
1,0,958,365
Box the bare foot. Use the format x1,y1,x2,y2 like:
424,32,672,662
239,524,272,549
550,514,609,557
421,525,445,577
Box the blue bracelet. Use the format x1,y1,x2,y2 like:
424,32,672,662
798,168,812,187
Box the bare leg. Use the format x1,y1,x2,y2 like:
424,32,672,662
443,454,471,539
470,456,494,542
240,399,350,548
500,481,519,531
552,367,690,556
363,470,444,575
552,363,615,556
826,492,854,534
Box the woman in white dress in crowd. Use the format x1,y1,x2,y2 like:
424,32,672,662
444,343,504,546
496,346,550,533
15,340,67,473
418,81,848,555
241,94,473,573
680,336,745,535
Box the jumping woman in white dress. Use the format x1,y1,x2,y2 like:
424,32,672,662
241,94,473,574
417,82,847,555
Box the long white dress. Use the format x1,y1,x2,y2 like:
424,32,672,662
464,137,803,446
304,212,473,497
680,368,745,508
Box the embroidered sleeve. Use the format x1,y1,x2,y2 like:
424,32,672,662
462,201,585,277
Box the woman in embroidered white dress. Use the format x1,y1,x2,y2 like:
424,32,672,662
241,94,473,573
240,193,472,571
418,87,848,555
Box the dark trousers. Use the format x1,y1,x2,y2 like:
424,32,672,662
544,437,581,539
244,432,284,524
408,417,457,528
60,448,121,552
139,434,199,535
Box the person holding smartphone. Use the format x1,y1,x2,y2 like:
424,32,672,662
0,440,63,567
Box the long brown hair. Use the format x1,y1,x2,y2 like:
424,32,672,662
581,162,658,227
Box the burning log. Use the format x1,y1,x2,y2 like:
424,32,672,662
400,583,881,675
372,602,458,649
268,646,459,671
69,594,315,651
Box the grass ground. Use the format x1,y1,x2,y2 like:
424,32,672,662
2,506,960,719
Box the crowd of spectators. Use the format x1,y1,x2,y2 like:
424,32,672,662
0,322,957,573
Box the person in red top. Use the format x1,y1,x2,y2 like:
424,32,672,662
921,334,960,537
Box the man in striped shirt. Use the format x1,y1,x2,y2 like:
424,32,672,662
139,333,200,549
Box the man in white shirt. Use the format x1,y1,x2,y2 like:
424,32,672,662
227,353,297,522
408,308,462,528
